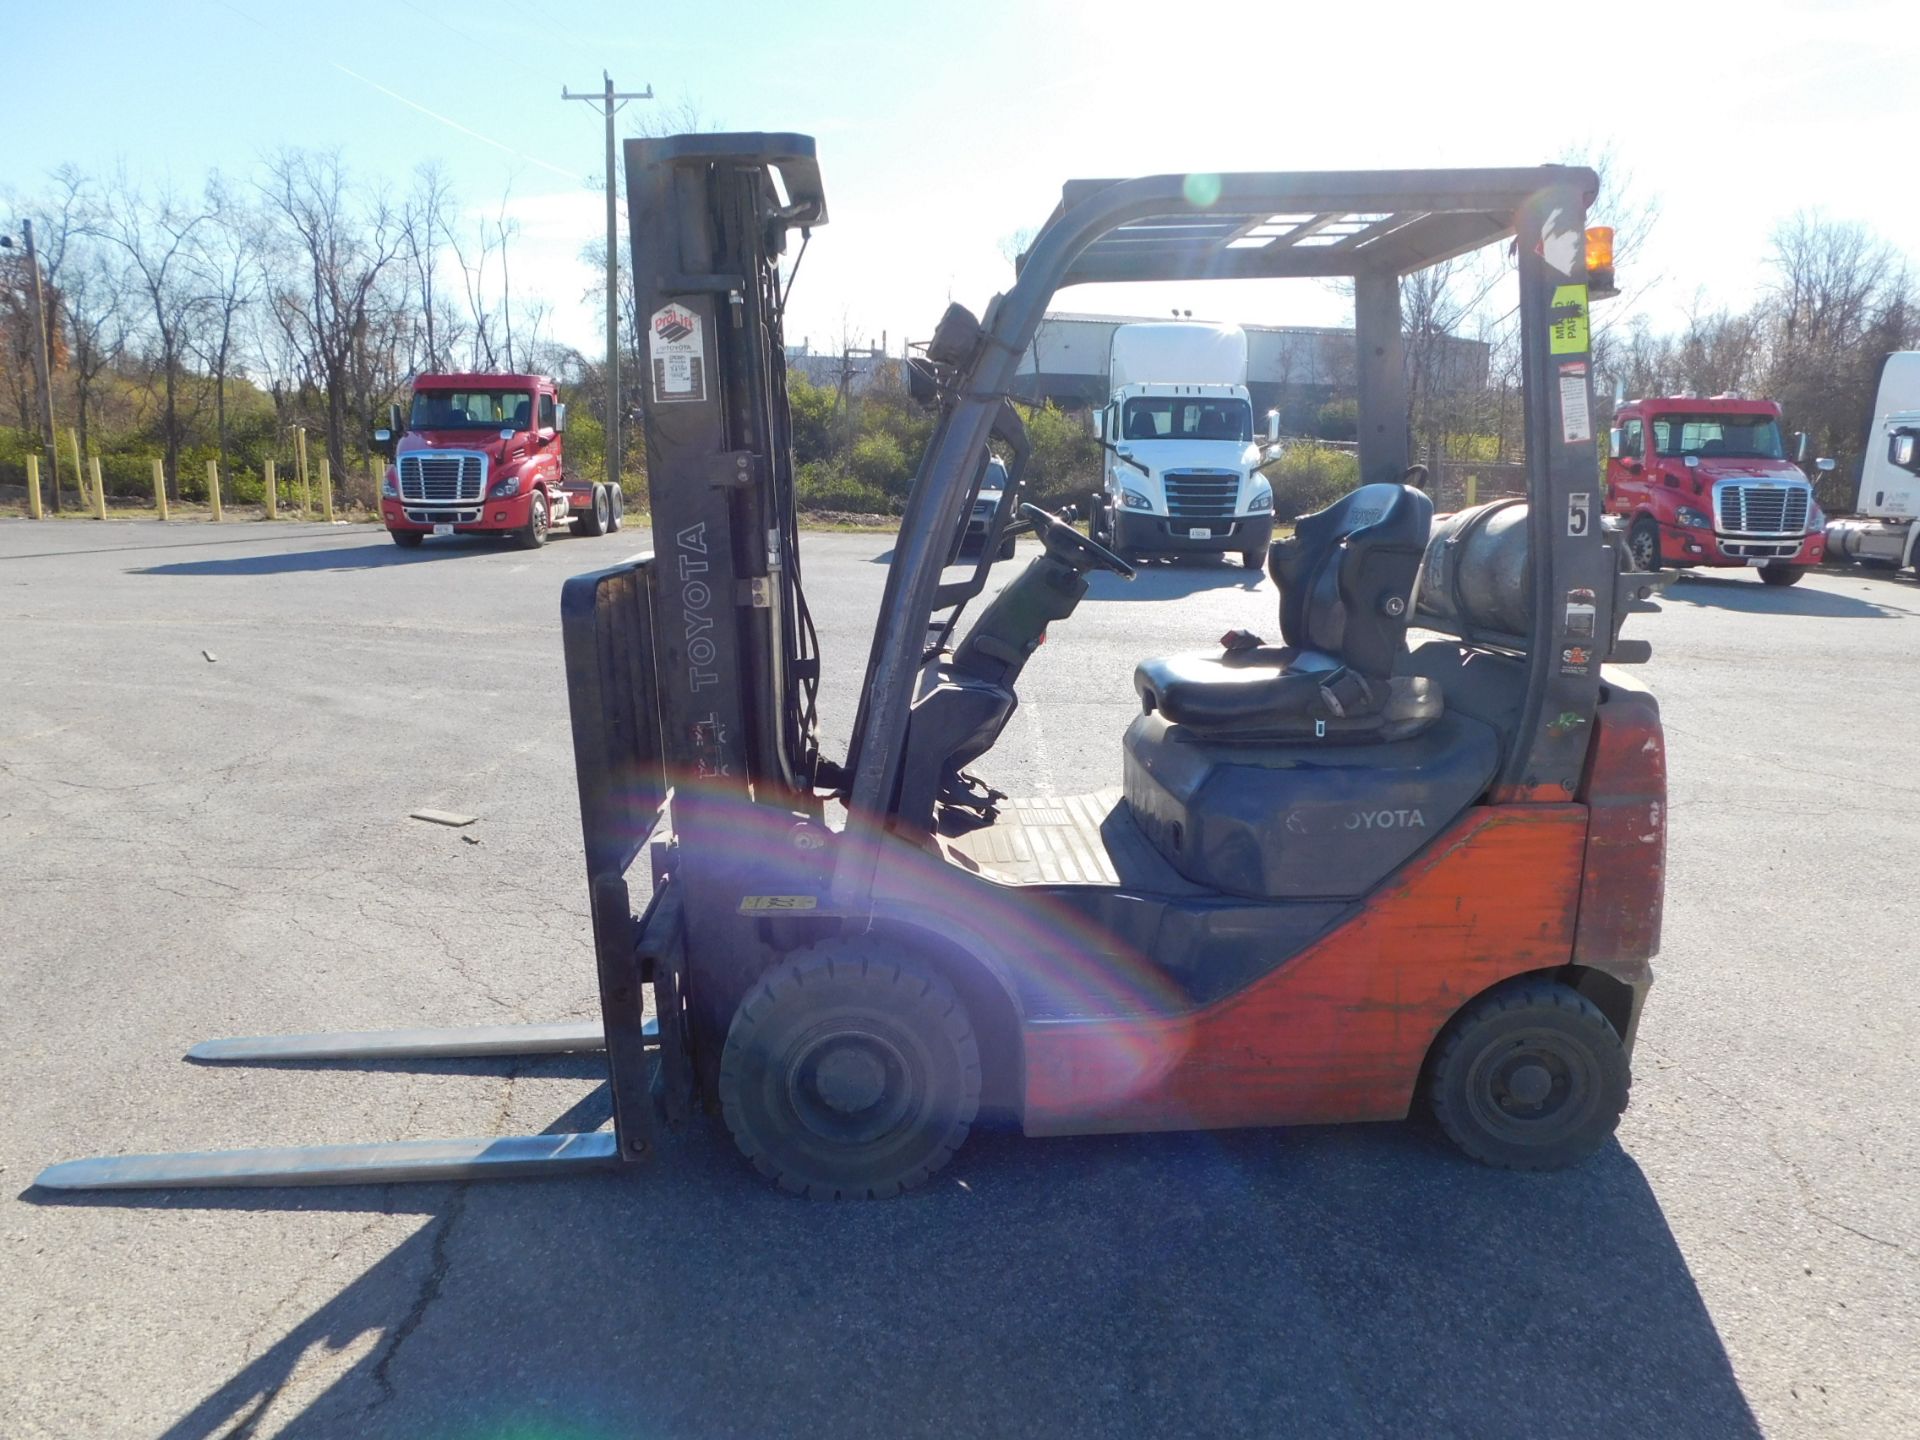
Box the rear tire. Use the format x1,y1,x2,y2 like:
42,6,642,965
608,484,625,531
390,530,424,549
1427,978,1629,1171
1627,516,1662,573
1759,563,1805,586
1240,550,1262,568
720,939,981,1199
516,492,550,549
572,483,609,536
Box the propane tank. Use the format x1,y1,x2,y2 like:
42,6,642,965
1414,499,1532,639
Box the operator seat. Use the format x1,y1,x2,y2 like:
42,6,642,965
511,399,532,429
1133,482,1440,742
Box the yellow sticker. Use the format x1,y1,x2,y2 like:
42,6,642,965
1550,284,1590,355
738,895,818,913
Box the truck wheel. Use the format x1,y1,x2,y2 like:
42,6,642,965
608,485,625,532
1426,978,1628,1171
1759,563,1806,587
1240,549,1262,568
517,492,550,549
573,483,609,537
390,530,424,549
720,939,981,1199
1627,517,1662,572
998,534,1016,560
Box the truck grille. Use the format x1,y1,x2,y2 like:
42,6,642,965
1717,482,1809,537
1163,471,1240,519
398,452,487,504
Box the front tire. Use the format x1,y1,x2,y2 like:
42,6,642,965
1427,978,1629,1171
1627,516,1662,573
1240,550,1262,568
720,940,981,1199
389,530,424,549
1759,563,1806,587
517,492,550,549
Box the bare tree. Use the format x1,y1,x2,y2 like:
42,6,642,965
1762,213,1919,478
261,149,405,482
84,167,213,498
190,175,265,485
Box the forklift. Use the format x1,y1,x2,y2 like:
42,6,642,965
39,136,1668,1198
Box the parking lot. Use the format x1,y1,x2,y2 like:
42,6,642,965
2,517,1916,1438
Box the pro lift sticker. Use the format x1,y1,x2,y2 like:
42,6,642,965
650,302,708,403
1558,361,1593,446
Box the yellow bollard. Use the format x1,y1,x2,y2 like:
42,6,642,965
152,458,170,520
264,458,278,520
1465,474,1478,508
295,426,311,516
207,459,223,521
26,454,44,519
89,457,107,519
67,429,83,507
319,457,335,522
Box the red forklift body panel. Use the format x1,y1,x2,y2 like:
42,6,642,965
1020,804,1588,1135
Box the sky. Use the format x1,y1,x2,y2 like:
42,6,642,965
7,0,1918,363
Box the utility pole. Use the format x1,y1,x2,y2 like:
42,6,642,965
4,221,60,512
563,72,651,494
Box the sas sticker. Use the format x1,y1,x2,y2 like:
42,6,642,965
1549,284,1589,354
739,895,818,913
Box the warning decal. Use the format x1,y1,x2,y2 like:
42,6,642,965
650,302,707,403
1549,284,1589,354
1559,361,1593,446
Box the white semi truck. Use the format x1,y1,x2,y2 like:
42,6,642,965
1825,351,1920,577
1088,321,1277,567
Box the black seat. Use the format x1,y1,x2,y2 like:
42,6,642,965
1134,482,1438,742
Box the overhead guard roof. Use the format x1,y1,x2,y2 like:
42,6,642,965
1021,166,1598,284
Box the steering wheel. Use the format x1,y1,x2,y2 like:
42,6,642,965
1019,502,1136,579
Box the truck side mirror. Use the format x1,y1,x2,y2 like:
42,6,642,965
388,401,404,435
1608,426,1623,457
1265,410,1281,445
1890,432,1920,473
554,402,567,434
371,427,394,457
1816,457,1836,473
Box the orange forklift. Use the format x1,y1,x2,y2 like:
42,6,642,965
39,138,1667,1198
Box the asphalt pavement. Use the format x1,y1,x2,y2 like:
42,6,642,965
1,517,1915,1438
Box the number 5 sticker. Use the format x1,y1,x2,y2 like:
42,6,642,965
1568,492,1591,537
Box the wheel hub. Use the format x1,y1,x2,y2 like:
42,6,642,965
787,1029,914,1144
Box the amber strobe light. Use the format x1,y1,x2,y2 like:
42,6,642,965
1586,226,1618,297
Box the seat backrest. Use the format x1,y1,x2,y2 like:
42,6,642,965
511,398,532,428
1267,481,1434,678
1125,409,1157,440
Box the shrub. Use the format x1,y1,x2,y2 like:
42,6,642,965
795,460,892,515
1264,444,1358,521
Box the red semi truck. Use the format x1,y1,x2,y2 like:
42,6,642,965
1605,394,1828,586
374,372,624,548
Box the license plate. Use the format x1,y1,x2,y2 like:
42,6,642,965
433,523,454,536
1189,527,1210,539
1746,556,1767,566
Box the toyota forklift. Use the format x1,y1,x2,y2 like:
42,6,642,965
38,137,1667,1198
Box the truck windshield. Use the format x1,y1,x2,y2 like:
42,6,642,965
1121,397,1252,443
1651,414,1786,460
410,390,534,431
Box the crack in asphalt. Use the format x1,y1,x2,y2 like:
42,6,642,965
364,1060,521,1416
1644,1044,1916,1261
